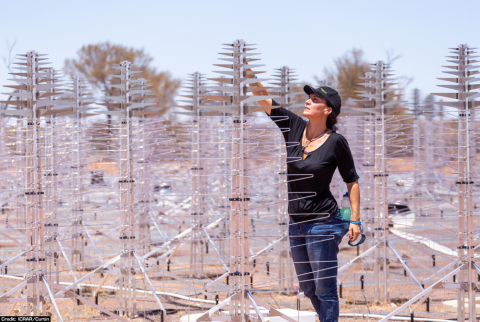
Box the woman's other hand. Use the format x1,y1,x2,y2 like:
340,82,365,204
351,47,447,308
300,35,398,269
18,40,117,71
349,223,361,241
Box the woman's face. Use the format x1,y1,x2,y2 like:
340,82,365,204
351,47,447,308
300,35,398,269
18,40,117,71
303,94,332,120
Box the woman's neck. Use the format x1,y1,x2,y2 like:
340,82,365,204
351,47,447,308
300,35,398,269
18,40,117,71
305,118,328,140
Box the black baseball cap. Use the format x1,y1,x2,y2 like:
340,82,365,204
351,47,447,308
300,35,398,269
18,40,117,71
304,85,341,116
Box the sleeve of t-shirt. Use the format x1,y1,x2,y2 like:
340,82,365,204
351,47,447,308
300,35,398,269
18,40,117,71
267,99,304,142
334,135,360,183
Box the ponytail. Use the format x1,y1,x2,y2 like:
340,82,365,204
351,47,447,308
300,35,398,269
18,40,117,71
326,101,338,130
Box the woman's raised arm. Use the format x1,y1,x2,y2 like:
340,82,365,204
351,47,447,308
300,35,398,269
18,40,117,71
245,68,273,115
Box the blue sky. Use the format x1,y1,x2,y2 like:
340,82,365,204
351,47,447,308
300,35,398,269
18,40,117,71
0,0,479,104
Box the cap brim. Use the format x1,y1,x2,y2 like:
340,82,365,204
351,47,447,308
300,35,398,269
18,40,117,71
304,85,315,96
304,85,328,101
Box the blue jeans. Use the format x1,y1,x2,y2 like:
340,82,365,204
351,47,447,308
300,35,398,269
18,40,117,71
289,214,349,322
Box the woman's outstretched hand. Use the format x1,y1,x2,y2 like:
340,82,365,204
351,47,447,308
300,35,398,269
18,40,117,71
245,67,273,114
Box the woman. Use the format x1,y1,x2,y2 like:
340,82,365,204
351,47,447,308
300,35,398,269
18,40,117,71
251,81,361,322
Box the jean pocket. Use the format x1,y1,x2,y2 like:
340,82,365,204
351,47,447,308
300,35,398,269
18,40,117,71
342,221,350,237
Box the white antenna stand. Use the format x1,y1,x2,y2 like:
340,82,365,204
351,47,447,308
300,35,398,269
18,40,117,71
192,39,296,322
92,61,166,319
0,51,124,321
378,44,479,322
268,66,300,292
336,61,426,305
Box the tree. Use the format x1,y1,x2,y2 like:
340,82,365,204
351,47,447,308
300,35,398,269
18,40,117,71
317,48,370,100
64,42,181,113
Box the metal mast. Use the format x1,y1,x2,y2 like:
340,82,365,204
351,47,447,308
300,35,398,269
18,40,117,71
338,62,415,305
379,44,480,322
412,88,423,217
196,39,295,322
269,66,300,292
98,61,165,318
0,51,76,320
432,44,478,321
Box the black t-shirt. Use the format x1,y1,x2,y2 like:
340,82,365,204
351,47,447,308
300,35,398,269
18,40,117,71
268,104,359,223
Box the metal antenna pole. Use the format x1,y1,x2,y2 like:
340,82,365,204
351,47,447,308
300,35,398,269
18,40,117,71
191,72,206,279
278,67,290,292
378,61,391,302
379,43,480,322
71,76,85,272
176,71,212,279
137,78,152,255
43,67,60,293
338,61,412,303
118,61,135,317
97,60,164,318
432,43,478,322
71,75,100,265
27,50,43,316
269,66,302,292
423,94,436,188
412,89,423,217
0,51,73,320
226,39,248,318
195,39,297,322
358,71,376,252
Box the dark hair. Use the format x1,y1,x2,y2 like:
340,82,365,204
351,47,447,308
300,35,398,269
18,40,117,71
326,101,337,129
